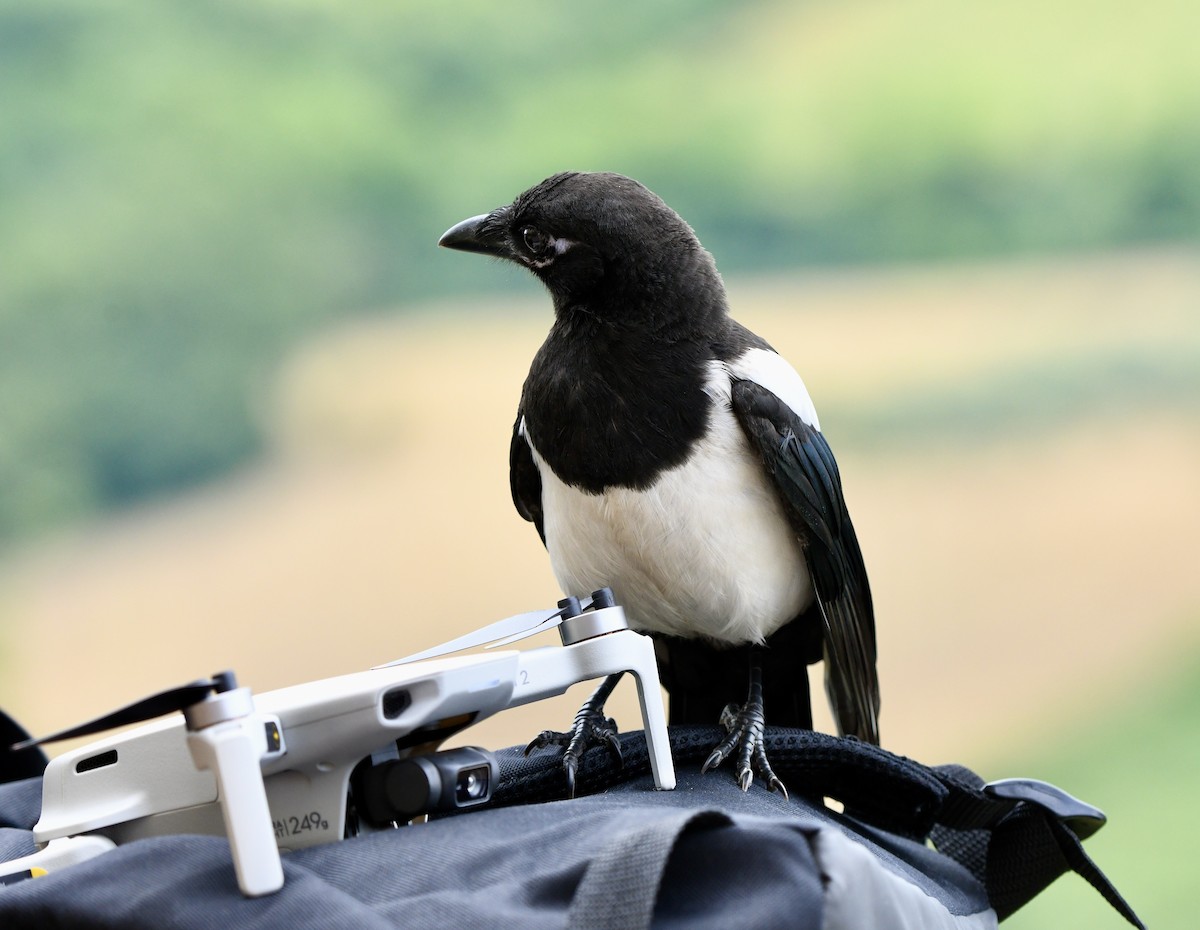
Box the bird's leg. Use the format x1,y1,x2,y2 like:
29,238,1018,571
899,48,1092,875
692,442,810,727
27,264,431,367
700,656,788,797
524,671,624,797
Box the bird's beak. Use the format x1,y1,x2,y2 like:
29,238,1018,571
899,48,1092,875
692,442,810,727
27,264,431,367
438,212,513,259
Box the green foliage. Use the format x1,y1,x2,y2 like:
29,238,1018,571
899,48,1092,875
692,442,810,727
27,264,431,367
1,0,1198,539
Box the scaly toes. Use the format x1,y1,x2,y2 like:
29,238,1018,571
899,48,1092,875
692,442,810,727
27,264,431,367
701,700,788,796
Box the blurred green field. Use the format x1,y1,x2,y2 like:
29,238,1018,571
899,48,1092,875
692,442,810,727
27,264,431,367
2,0,1198,541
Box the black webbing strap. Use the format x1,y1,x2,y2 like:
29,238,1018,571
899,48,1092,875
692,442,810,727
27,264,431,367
491,725,948,838
1044,817,1145,929
567,810,734,930
929,764,1145,928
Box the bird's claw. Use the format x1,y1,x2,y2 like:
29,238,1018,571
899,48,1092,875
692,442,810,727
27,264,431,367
564,755,578,798
700,746,727,775
701,699,789,798
523,714,622,798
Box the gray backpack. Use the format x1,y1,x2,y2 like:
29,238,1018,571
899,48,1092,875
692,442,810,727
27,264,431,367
0,722,1143,929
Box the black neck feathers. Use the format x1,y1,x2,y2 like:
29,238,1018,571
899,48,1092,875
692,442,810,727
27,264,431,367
522,295,724,494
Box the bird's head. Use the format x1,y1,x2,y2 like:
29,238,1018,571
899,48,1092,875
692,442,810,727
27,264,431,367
438,172,726,323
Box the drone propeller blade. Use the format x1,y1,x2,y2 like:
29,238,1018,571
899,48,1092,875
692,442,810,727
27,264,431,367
374,606,566,668
484,618,567,650
11,673,236,750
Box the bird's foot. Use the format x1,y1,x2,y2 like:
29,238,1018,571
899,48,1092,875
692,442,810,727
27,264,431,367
701,688,788,798
524,673,623,797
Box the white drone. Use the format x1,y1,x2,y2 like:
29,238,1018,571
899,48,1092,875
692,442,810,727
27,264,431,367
0,590,675,897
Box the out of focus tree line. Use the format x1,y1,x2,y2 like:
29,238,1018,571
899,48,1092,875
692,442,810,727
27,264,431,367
2,0,1196,540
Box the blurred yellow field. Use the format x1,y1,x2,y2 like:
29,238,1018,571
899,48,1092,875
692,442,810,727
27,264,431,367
1,250,1197,770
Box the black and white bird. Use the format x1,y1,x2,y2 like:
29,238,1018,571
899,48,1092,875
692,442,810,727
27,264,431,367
439,172,879,793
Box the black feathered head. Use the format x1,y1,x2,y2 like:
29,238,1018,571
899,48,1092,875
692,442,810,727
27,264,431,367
439,172,726,321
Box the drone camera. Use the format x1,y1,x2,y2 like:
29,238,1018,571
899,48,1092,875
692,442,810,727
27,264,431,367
455,762,490,804
357,747,498,824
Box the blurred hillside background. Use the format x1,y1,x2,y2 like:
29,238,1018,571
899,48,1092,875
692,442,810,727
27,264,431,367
0,1,1197,926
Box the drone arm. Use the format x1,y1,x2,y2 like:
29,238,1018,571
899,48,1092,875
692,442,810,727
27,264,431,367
511,628,675,790
0,835,116,886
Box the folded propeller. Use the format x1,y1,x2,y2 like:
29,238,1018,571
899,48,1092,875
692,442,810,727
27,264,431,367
16,589,619,749
12,672,239,750
375,589,614,668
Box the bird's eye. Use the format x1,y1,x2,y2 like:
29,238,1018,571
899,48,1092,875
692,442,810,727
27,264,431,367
521,225,549,254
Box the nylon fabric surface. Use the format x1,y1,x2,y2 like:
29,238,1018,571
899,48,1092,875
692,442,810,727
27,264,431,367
0,762,993,930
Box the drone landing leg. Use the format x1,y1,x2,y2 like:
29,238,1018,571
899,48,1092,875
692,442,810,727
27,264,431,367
187,719,283,897
514,626,676,793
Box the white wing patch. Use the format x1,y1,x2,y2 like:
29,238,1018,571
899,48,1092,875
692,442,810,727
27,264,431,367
725,347,820,430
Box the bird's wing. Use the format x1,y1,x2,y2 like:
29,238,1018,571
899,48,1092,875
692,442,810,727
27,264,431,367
509,413,546,544
729,367,880,745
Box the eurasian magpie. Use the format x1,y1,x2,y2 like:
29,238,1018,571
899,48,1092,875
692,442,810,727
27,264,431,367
439,172,879,793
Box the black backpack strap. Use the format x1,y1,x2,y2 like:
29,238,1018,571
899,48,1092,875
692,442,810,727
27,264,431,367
929,764,1145,929
567,809,734,930
493,725,948,837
